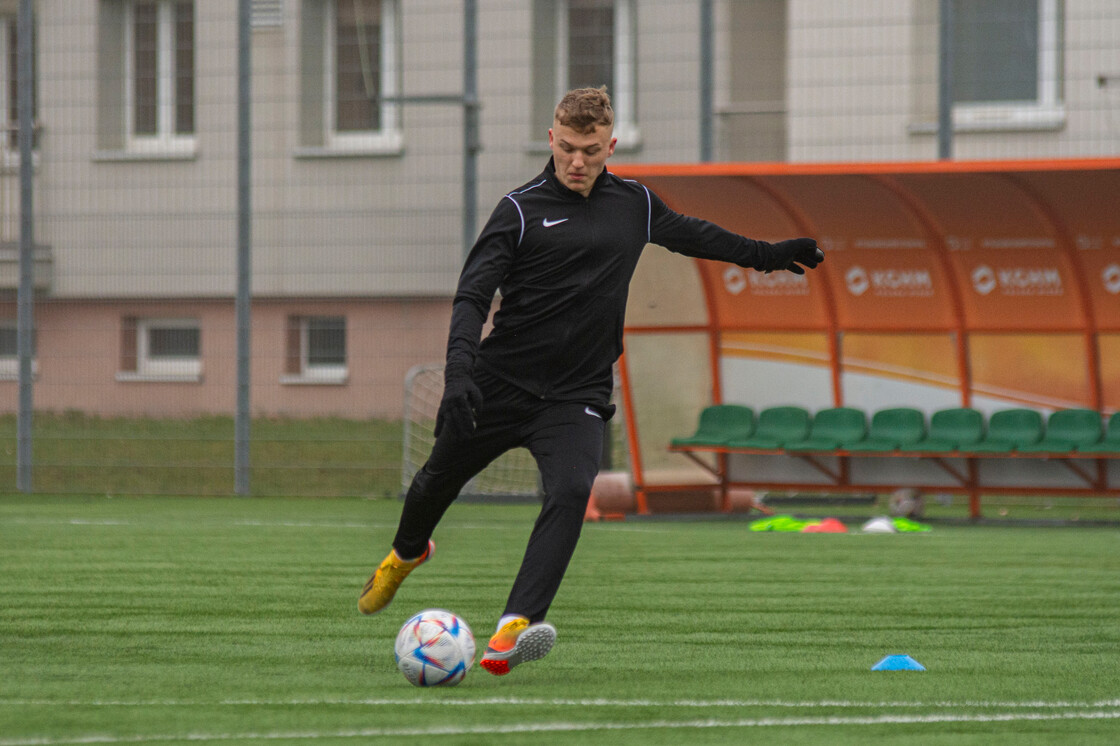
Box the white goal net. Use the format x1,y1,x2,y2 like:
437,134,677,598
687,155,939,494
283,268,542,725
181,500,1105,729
401,365,542,499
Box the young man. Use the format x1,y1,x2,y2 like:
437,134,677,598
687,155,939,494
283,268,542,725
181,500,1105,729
360,87,823,676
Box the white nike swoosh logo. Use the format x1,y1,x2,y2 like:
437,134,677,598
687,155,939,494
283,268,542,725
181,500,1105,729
584,406,603,419
542,218,569,227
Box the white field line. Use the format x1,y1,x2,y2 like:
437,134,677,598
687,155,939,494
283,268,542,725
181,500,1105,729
2,697,1119,709
0,709,1119,746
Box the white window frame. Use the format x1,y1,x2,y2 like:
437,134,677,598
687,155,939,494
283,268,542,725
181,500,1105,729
0,15,34,169
281,315,348,385
555,0,640,148
116,317,202,381
952,0,1064,132
0,319,34,380
324,0,402,153
123,0,197,155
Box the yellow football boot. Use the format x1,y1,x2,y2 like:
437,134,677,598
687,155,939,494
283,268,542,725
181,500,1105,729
357,540,433,615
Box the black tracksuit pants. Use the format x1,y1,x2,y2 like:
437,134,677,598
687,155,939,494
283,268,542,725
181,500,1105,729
393,368,606,624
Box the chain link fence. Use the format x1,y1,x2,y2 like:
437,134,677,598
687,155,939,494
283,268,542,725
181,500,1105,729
2,1,1118,496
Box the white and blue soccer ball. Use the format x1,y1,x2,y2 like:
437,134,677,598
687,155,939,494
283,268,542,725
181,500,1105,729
394,609,476,687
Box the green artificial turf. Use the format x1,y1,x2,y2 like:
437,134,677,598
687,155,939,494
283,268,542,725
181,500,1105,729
1,494,1118,744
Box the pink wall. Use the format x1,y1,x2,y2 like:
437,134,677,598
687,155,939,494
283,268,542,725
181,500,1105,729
0,298,450,419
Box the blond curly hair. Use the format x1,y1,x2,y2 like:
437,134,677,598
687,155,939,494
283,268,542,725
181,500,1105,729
553,86,614,133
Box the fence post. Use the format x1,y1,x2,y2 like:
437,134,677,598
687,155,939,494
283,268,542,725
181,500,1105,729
463,0,479,256
235,0,252,495
16,0,34,493
938,0,954,160
699,0,714,162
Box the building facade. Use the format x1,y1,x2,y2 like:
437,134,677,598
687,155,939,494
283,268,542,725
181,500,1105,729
1,0,1117,418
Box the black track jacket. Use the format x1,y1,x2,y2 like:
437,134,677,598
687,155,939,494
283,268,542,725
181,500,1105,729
445,158,787,409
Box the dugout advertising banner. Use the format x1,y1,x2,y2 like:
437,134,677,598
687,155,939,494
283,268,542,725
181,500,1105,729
697,258,831,330
949,247,1084,330
1078,244,1120,330
825,249,955,331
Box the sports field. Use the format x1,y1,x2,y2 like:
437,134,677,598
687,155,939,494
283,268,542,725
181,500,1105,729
2,495,1118,744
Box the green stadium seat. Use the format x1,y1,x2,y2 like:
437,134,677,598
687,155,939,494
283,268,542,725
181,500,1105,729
1017,408,1103,453
1077,411,1120,453
898,407,984,453
726,406,810,449
961,408,1043,453
784,407,868,451
670,404,755,447
846,407,927,452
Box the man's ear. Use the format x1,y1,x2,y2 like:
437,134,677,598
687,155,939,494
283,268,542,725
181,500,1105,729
548,128,554,147
608,137,617,156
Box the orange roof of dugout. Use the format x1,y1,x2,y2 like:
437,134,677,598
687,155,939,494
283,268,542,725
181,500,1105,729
612,158,1120,334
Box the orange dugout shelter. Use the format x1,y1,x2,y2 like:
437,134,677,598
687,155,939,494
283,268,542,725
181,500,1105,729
610,158,1120,516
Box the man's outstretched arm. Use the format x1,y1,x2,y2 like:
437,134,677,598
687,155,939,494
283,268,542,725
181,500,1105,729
647,189,824,274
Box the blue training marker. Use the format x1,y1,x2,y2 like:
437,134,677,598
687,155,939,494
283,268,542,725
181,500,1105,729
871,654,926,671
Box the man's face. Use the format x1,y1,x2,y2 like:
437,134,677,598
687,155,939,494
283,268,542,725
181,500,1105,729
549,122,617,198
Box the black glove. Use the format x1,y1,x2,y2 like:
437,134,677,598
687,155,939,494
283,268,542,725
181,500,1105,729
764,238,824,275
434,370,483,440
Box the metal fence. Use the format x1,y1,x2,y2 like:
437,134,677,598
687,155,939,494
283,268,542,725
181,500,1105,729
4,0,1119,496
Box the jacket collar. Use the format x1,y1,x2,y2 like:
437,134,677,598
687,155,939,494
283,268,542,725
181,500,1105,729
544,157,611,200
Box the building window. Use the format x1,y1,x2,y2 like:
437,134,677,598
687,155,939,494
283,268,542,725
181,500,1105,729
118,317,202,381
533,0,638,148
950,0,1063,131
325,0,400,152
0,319,34,379
1,14,37,156
124,1,195,153
251,0,283,28
719,0,787,162
283,315,348,384
566,0,615,96
296,0,401,156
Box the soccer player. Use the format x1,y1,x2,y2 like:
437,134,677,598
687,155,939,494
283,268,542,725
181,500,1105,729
360,87,823,675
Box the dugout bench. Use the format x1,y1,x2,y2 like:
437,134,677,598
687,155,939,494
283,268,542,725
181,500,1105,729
668,404,1120,519
609,159,1120,520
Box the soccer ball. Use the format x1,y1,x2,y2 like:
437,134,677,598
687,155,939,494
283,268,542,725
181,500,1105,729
394,609,476,687
888,487,925,518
